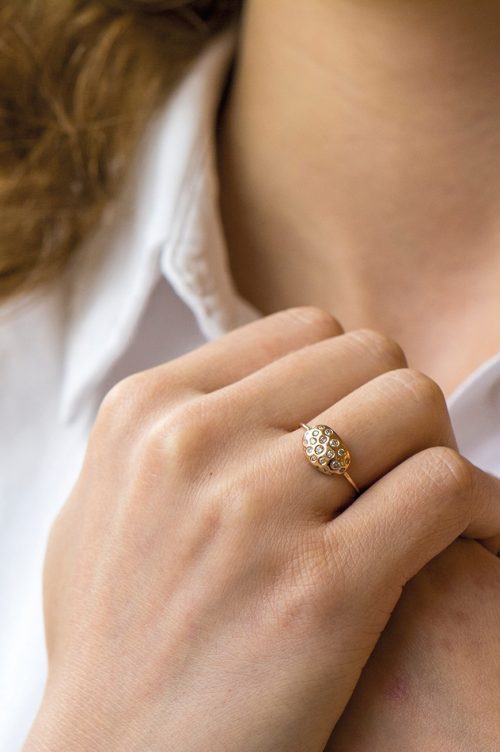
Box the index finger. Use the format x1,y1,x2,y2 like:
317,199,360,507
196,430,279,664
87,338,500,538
153,306,343,392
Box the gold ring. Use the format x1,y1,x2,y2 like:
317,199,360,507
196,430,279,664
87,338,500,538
300,423,360,495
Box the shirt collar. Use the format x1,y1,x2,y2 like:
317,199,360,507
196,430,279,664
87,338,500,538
59,26,260,423
447,349,500,475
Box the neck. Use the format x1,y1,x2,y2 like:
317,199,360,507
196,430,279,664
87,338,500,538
217,0,500,395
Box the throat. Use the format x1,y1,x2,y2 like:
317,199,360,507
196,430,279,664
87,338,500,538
216,0,500,396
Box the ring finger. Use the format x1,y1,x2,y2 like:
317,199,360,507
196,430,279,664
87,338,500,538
273,367,458,517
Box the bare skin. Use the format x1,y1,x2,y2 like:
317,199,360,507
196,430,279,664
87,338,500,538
327,540,500,751
21,3,500,748
23,310,500,751
213,3,500,743
217,0,500,398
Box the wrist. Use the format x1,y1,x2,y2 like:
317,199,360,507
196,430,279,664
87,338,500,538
23,681,112,752
23,712,77,752
23,708,87,752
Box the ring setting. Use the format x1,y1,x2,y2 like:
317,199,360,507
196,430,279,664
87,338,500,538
300,423,360,494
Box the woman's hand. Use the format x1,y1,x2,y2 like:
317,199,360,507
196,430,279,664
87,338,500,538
325,539,500,752
23,308,500,752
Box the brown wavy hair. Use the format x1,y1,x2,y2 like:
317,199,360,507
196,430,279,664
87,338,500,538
0,0,241,301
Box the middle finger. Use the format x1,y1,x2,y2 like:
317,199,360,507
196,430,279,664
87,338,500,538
219,328,408,429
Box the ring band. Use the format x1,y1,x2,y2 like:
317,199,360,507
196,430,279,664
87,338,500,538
300,423,360,495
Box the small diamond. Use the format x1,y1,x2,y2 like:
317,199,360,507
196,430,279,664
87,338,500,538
324,428,332,436
319,436,327,444
330,460,341,470
326,450,334,458
303,438,308,447
338,448,345,456
311,455,317,461
306,447,314,455
319,457,327,465
330,439,340,447
314,445,323,454
312,430,320,437
310,437,317,445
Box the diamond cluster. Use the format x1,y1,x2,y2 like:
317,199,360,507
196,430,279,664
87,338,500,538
302,424,351,475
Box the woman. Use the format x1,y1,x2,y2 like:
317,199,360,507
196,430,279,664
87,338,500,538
1,0,499,749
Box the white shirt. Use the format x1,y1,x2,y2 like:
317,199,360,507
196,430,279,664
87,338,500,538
1,26,499,751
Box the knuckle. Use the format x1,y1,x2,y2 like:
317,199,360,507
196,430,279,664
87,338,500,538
126,396,223,490
97,373,146,424
349,328,407,368
422,445,475,506
92,375,151,447
128,421,201,493
390,368,447,412
156,402,209,461
284,305,343,336
160,420,199,460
